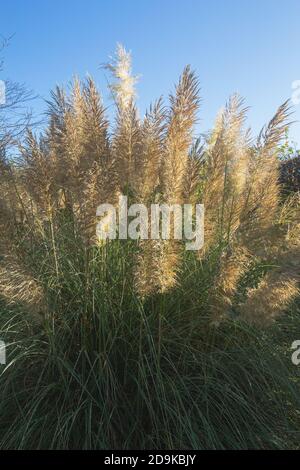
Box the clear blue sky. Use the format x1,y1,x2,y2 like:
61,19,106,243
1,0,300,144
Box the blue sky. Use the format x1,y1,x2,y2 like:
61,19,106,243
1,0,300,144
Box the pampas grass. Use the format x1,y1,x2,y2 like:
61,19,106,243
0,45,299,449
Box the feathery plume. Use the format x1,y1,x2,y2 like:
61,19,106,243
105,43,139,112
210,246,252,325
158,66,200,292
240,101,292,248
202,94,249,251
239,269,299,326
106,45,141,192
0,255,46,319
134,100,166,296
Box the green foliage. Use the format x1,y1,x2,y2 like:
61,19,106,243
0,235,299,449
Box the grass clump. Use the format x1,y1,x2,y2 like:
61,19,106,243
0,45,299,449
